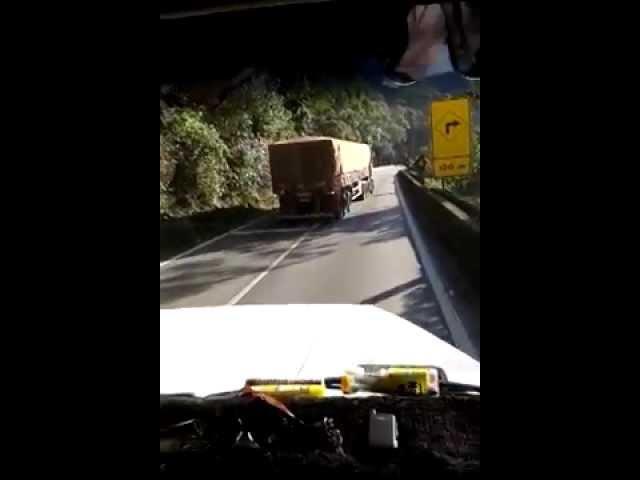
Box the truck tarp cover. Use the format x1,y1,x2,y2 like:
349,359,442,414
269,137,371,190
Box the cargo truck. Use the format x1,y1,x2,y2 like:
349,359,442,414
268,137,374,220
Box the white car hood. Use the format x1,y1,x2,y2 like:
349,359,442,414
160,304,479,396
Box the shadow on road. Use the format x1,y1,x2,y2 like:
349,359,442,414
160,204,407,307
360,277,454,345
311,205,406,248
360,278,423,305
160,236,340,306
160,174,478,358
160,261,264,305
160,206,272,262
396,174,480,357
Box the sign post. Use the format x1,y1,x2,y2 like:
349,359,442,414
429,97,472,178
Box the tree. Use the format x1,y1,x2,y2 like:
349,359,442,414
211,76,296,142
286,78,415,165
160,134,176,217
161,107,230,212
209,76,295,206
159,74,429,217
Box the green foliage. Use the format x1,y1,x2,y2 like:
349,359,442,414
161,107,230,213
160,134,176,218
224,137,269,206
212,76,296,143
285,79,416,165
160,74,428,218
160,134,176,186
160,182,174,217
207,77,295,208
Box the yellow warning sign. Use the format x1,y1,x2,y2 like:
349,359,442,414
430,97,472,161
432,157,471,178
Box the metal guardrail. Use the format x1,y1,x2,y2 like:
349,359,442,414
405,169,479,226
435,189,480,224
397,170,480,291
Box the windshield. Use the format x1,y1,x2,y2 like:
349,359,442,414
160,1,480,475
160,0,479,384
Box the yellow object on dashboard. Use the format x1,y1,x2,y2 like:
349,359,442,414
248,383,327,399
340,366,439,396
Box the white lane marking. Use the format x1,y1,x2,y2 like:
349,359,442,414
160,215,269,270
227,224,319,305
395,174,478,360
160,166,395,269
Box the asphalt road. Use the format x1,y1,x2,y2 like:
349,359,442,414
160,166,456,348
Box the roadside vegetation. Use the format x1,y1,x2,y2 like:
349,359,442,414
160,75,423,219
160,74,479,220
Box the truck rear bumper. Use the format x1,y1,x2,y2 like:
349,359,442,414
278,191,341,216
277,213,335,220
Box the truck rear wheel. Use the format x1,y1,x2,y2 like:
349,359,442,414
335,190,350,220
334,201,348,219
